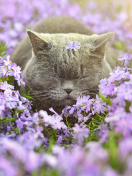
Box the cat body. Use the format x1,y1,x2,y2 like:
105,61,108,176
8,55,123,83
10,16,116,113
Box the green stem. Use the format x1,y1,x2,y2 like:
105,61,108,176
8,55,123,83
17,127,21,135
66,113,70,128
0,117,17,123
78,103,86,107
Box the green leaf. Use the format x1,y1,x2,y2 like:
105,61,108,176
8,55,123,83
42,170,59,176
0,53,7,57
98,92,112,105
46,138,56,153
113,41,126,50
21,88,35,100
52,129,57,141
32,169,59,176
14,108,25,115
107,132,118,169
0,41,7,55
125,100,131,113
17,127,21,135
0,117,17,123
78,103,86,107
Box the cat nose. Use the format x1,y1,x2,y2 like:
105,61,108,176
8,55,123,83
64,89,73,94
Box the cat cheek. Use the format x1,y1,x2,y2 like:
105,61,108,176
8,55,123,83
77,79,89,87
45,81,59,88
71,91,83,98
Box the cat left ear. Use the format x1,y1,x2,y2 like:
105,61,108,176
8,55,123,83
90,32,115,57
26,29,51,55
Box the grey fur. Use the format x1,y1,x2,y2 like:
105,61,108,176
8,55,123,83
10,16,116,113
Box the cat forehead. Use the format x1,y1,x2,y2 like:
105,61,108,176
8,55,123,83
40,33,91,43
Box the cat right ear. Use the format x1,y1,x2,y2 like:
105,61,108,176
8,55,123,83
26,29,50,55
90,32,115,58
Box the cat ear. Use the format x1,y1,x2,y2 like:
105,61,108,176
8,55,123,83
26,29,51,55
90,32,115,57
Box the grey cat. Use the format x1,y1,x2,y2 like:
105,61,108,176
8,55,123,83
10,16,116,114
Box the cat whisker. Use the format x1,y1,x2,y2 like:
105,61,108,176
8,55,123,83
81,92,97,97
82,89,98,92
30,90,48,94
39,95,50,98
41,97,50,100
88,89,99,92
81,89,89,91
29,93,50,99
38,95,50,98
30,89,55,95
30,92,48,95
29,92,49,96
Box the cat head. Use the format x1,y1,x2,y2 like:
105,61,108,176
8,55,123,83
23,30,115,112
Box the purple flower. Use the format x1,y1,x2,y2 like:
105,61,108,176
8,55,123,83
17,131,43,150
119,137,132,158
72,123,89,145
6,4,15,18
97,124,109,143
105,107,126,123
12,64,21,78
114,83,132,102
0,81,14,90
31,112,39,125
0,66,7,76
75,95,94,113
85,142,108,163
0,138,27,162
3,55,12,66
16,119,24,129
109,66,130,83
103,168,121,176
93,95,107,114
0,157,17,176
119,53,132,66
115,117,132,137
39,109,67,129
14,22,24,32
42,154,57,167
99,82,115,97
57,135,63,144
76,95,90,105
66,41,81,50
61,105,71,117
26,151,42,172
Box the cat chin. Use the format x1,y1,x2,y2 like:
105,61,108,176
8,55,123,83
52,98,76,114
62,97,76,106
56,95,76,101
53,97,76,107
32,96,76,114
